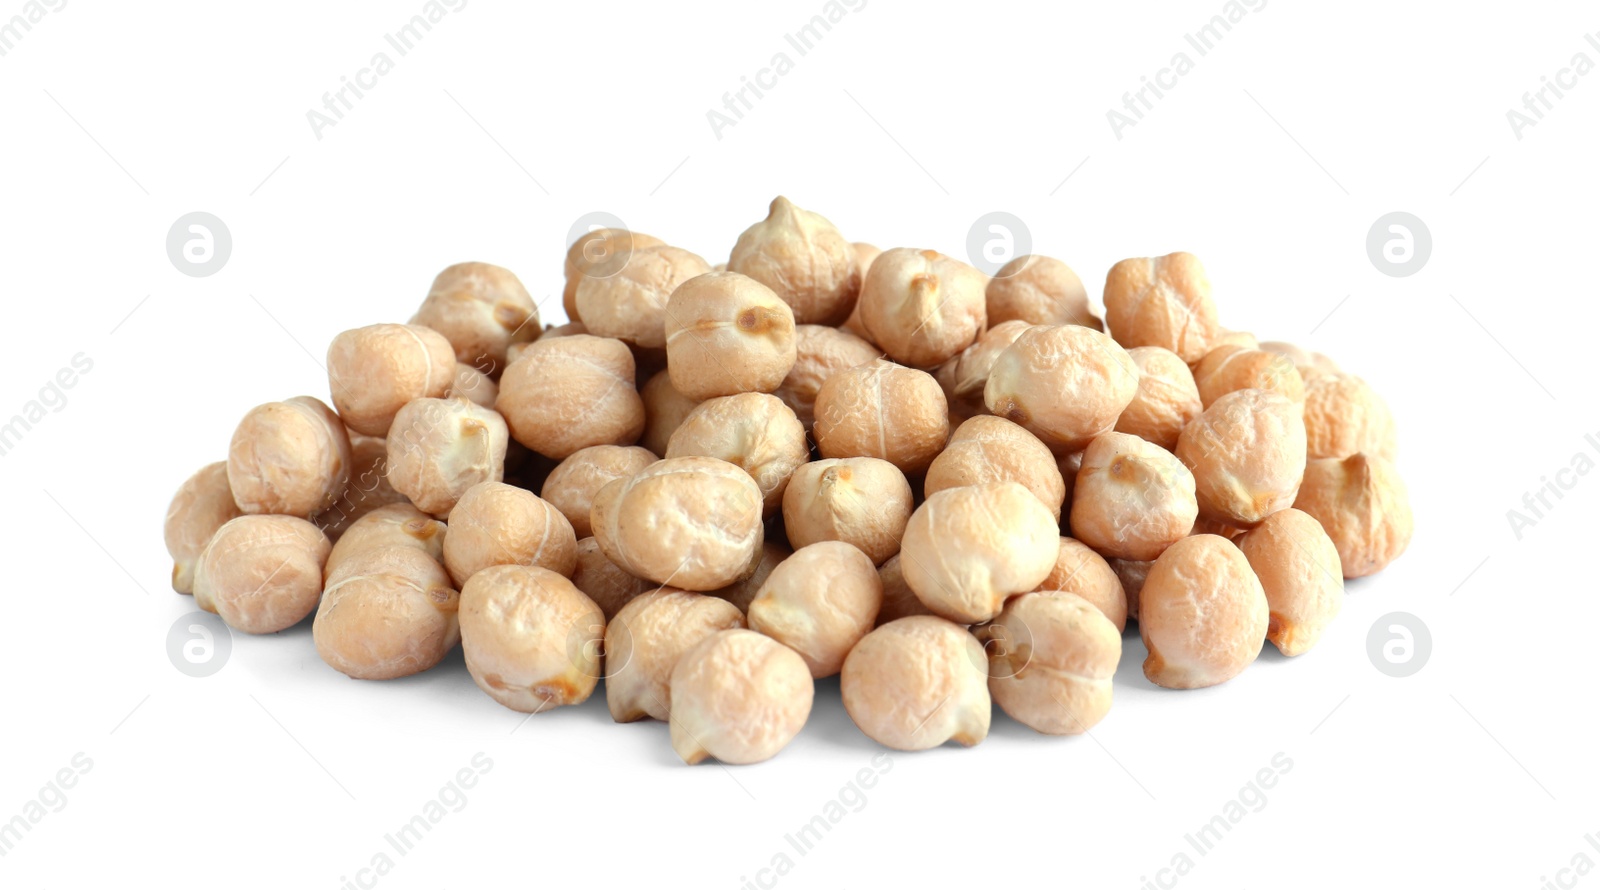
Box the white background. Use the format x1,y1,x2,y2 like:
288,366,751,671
2,1,1594,887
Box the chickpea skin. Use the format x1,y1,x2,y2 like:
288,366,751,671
984,323,1139,455
570,537,652,620
813,359,950,475
900,482,1060,624
1302,373,1398,461
669,629,814,765
384,396,509,517
925,415,1068,522
227,396,353,518
495,334,646,459
576,245,712,348
933,320,1032,421
605,589,746,723
563,228,666,321
1292,453,1413,578
666,393,808,515
1070,432,1198,561
325,502,444,583
1110,558,1152,622
540,445,656,539
985,254,1098,329
449,362,499,409
708,540,790,615
774,324,881,430
412,262,539,376
1102,252,1220,362
856,247,987,368
975,591,1121,735
193,515,330,634
748,542,883,678
1114,346,1202,452
664,272,797,401
781,458,912,565
1140,535,1268,689
841,616,991,751
1176,388,1308,527
639,370,701,457
727,196,861,325
1035,537,1128,632
1192,344,1305,408
443,482,578,586
1237,508,1344,655
164,462,242,594
313,545,461,680
459,565,604,713
874,554,934,625
326,323,456,437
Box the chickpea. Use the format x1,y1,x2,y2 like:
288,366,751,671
1109,558,1152,623
1292,453,1413,578
1140,534,1267,689
1237,508,1344,656
974,591,1120,735
326,323,456,437
325,503,445,582
708,540,789,614
1193,344,1305,408
1036,537,1128,632
727,196,860,325
1114,346,1202,451
575,245,711,348
192,515,330,634
1257,340,1314,368
313,435,412,541
664,272,797,401
813,359,950,475
932,319,1032,421
1102,252,1220,362
1190,515,1247,540
605,589,745,722
781,457,912,565
639,370,701,457
164,462,242,594
570,537,652,620
412,262,539,376
984,323,1139,455
1302,373,1398,461
669,629,814,765
590,456,764,591
748,542,883,677
227,396,353,518
458,565,602,713
1058,449,1083,523
536,322,587,342
666,393,808,515
1175,388,1307,527
874,554,934,625
856,247,986,368
449,362,498,409
540,445,657,538
985,254,1096,328
443,481,578,586
563,228,666,321
852,241,882,276
841,616,990,750
1070,431,1198,561
495,334,646,459
775,325,881,430
900,482,1060,624
384,396,508,517
313,545,460,680
925,415,1067,521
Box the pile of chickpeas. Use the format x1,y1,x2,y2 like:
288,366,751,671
163,197,1413,765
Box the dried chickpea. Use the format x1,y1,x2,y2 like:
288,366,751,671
540,445,656,539
385,396,509,517
193,515,330,634
1110,558,1152,622
1140,535,1268,689
813,359,950,475
781,457,912,565
576,245,711,348
1302,373,1398,460
1190,515,1247,540
664,272,797,400
606,589,745,722
975,591,1120,735
1176,388,1307,527
900,482,1060,624
639,370,700,457
496,334,645,459
748,542,883,677
984,323,1139,455
925,415,1067,521
1058,449,1083,523
708,540,789,614
537,322,586,342
1102,252,1220,362
1193,344,1305,408
666,393,807,515
874,554,934,625
1257,340,1314,368
459,565,603,713
727,196,860,325
227,396,353,518
164,462,242,594
590,456,764,591
325,502,444,583
562,228,666,321
1237,508,1344,655
856,247,987,368
1070,432,1198,561
1035,537,1128,632
841,616,990,750
669,629,814,765
570,537,652,620
933,319,1031,421
1114,346,1202,451
314,435,411,541
326,323,456,437
852,242,882,276
412,262,539,376
774,325,881,429
443,482,578,586
313,545,460,680
985,254,1097,328
1292,453,1413,578
449,362,498,409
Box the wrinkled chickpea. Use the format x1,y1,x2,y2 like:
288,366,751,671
666,393,808,515
459,565,603,713
984,323,1139,455
813,359,950,475
1110,558,1152,623
933,319,1031,421
639,370,701,457
1036,537,1128,632
324,502,445,583
312,435,411,541
841,616,990,750
1114,346,1202,452
495,334,645,459
449,362,498,409
412,262,539,376
1070,432,1198,561
164,462,242,594
1192,344,1305,408
313,544,459,680
443,481,578,586
1140,535,1267,689
856,247,987,368
540,445,656,539
605,588,745,723
1293,453,1413,578
569,537,652,620
1102,252,1220,362
664,271,798,401
1237,508,1344,655
900,482,1060,624
975,591,1120,735
669,629,813,766
775,324,881,430
1302,373,1398,461
925,415,1067,521
874,554,934,625
563,228,666,321
227,396,353,518
384,396,508,517
193,515,330,634
327,323,456,437
727,196,860,325
985,254,1098,329
748,542,882,678
576,245,711,348
1176,388,1307,527
708,540,790,615
781,457,912,565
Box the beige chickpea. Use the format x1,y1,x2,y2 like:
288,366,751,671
1110,558,1152,622
458,565,602,712
874,554,933,625
164,462,242,594
1114,346,1202,451
975,591,1120,735
313,545,460,680
384,396,508,516
1140,535,1267,689
925,415,1067,521
853,242,882,276
449,362,498,409
496,334,646,459
1035,537,1128,632
1058,449,1083,524
748,542,883,677
412,262,539,376
664,272,797,400
984,323,1139,455
900,482,1059,624
727,196,860,325
570,537,652,620
1193,344,1305,408
708,540,789,614
1070,432,1198,561
562,228,666,321
192,515,330,634
590,456,764,591
443,482,578,586
1237,508,1344,656
666,393,808,515
1176,388,1307,527
856,247,987,368
813,359,950,475
781,458,912,565
775,324,881,429
576,245,711,348
1302,373,1398,461
669,628,814,765
605,589,745,722
841,616,990,750
325,503,445,583
314,435,411,541
227,396,353,518
1102,252,1220,362
639,370,701,457
1293,453,1413,578
985,254,1097,328
540,445,657,539
326,324,456,437
933,320,1031,421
